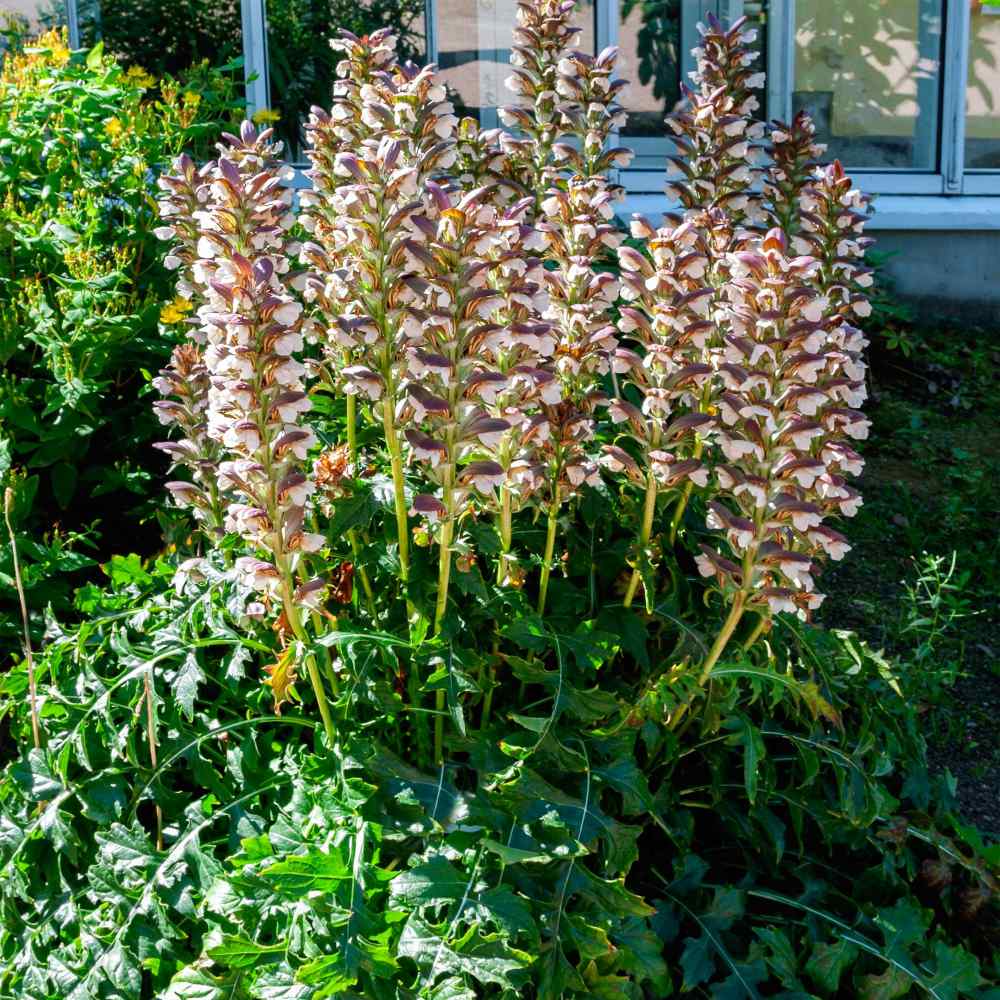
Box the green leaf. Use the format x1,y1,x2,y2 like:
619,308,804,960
925,942,982,1000
85,41,106,69
12,748,62,800
206,936,284,970
175,651,205,720
263,848,350,894
163,964,249,999
858,965,913,1000
389,855,469,908
805,939,858,994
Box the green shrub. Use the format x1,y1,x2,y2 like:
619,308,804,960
0,30,241,643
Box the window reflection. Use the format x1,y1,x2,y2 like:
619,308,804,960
76,1,244,80
794,0,944,170
1,0,67,36
435,0,593,124
966,1,1000,170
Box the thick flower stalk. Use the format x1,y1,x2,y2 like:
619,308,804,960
694,227,869,679
505,40,628,614
400,182,554,756
457,197,555,587
300,51,457,601
609,17,766,566
168,122,335,739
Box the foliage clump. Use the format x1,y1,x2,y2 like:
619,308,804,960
0,29,241,644
0,9,996,1000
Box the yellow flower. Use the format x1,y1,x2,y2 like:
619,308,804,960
125,65,155,89
252,107,281,125
104,117,123,139
159,297,193,325
182,91,201,109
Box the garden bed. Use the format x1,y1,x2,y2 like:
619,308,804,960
820,324,1000,832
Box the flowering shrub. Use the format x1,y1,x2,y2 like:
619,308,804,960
0,10,996,1000
0,30,240,645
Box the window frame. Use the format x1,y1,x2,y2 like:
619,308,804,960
231,0,998,217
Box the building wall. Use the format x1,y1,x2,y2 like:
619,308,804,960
877,229,1000,324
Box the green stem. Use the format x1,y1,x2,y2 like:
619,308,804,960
480,643,497,730
346,392,358,468
381,396,411,589
742,613,768,651
537,490,560,616
433,465,455,764
281,573,336,743
347,528,376,617
623,471,658,609
495,485,512,586
669,438,704,546
698,592,747,687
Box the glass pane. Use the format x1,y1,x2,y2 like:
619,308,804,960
77,1,244,78
436,0,594,125
966,1,1000,170
1,0,67,37
266,0,427,160
618,0,681,138
794,0,943,170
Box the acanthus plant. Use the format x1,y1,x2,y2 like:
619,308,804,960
133,10,910,997
151,7,874,759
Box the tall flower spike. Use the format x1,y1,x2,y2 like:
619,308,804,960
399,182,551,758
762,110,828,237
300,48,458,598
611,218,717,606
193,124,324,598
155,152,211,318
160,120,337,740
152,343,226,536
665,15,765,227
501,21,630,613
694,227,869,679
500,0,581,210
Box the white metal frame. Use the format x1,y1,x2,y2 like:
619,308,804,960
241,0,270,119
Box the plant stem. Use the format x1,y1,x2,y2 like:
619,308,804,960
669,438,704,546
143,669,163,851
281,575,336,743
4,489,40,749
624,471,658,609
480,643,497,730
742,613,768,651
495,485,512,586
537,491,560,616
432,466,455,764
346,529,376,617
698,592,746,687
381,396,410,591
346,392,358,467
